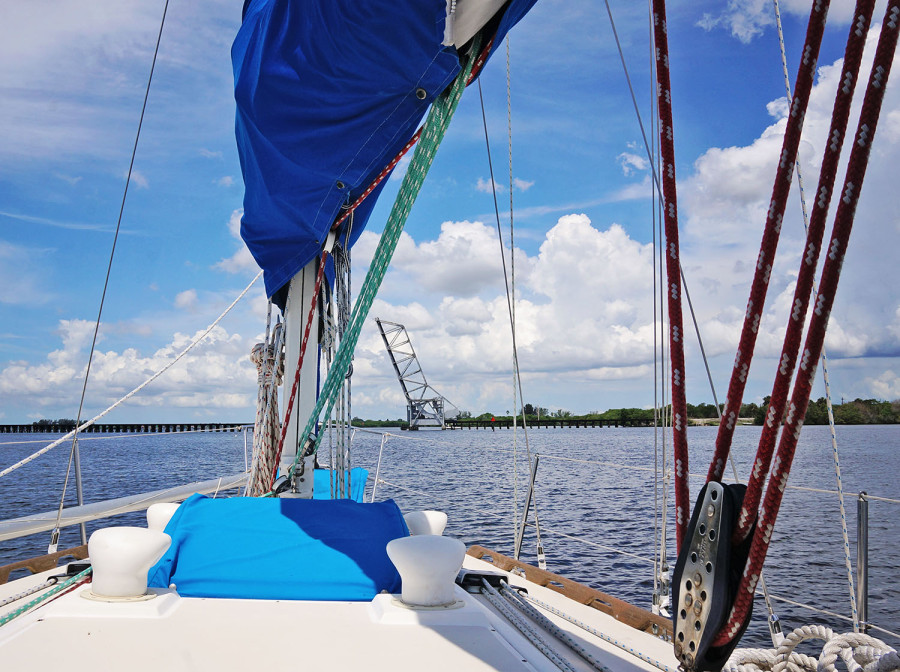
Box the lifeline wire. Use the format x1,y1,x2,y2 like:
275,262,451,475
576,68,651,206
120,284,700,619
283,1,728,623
53,0,172,548
0,271,262,479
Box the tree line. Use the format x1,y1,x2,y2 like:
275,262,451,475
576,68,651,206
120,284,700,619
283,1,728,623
459,398,900,425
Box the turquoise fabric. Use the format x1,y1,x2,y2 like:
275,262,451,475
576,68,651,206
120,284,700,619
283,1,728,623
147,494,408,600
313,467,367,503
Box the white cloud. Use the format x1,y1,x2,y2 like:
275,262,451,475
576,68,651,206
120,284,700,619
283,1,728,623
475,177,534,193
216,175,235,187
512,177,535,191
697,0,857,43
677,26,900,365
54,173,83,186
215,209,259,274
385,220,526,298
349,214,657,416
617,151,649,176
174,289,198,312
866,370,900,399
125,169,149,189
0,318,257,414
476,177,503,193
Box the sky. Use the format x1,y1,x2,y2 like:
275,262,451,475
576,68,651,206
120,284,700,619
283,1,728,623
0,0,898,425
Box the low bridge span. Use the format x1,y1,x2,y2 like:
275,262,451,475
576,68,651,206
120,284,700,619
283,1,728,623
445,417,654,429
0,423,248,434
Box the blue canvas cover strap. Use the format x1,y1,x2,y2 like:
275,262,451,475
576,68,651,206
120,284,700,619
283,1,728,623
147,495,408,600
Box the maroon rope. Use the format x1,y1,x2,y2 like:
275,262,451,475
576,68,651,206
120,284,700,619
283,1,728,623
715,1,900,644
651,0,690,550
269,249,329,490
706,0,831,484
734,0,877,545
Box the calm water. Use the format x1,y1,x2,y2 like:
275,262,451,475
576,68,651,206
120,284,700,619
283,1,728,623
1,424,897,650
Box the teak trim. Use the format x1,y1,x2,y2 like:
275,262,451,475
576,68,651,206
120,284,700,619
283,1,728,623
467,545,672,640
0,544,88,585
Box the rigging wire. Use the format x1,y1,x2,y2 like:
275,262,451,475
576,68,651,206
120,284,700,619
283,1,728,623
772,0,859,632
506,35,521,555
50,0,172,551
0,272,261,480
476,78,546,566
646,0,666,616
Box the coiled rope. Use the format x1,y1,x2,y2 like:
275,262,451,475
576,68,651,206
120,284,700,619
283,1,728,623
247,320,284,496
724,625,900,672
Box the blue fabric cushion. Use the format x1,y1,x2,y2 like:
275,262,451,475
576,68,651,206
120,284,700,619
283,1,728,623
147,494,408,600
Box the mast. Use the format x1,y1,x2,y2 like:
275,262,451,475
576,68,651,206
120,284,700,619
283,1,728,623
279,260,320,497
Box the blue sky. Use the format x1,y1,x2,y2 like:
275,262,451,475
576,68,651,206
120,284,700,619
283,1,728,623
1,0,898,424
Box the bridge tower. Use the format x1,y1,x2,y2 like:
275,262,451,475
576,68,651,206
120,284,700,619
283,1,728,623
375,318,457,429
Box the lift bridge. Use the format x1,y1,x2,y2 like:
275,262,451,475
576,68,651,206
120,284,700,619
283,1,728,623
375,318,459,429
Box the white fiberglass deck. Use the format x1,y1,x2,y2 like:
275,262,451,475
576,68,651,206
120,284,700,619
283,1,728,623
0,555,676,672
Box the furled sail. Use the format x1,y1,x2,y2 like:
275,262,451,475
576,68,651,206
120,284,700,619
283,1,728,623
232,0,537,304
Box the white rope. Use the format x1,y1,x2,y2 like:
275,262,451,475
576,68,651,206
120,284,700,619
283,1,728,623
247,319,284,496
0,578,57,609
724,626,900,672
0,270,263,479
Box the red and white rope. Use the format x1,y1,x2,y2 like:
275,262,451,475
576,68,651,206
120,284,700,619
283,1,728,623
734,0,876,545
651,0,690,551
715,0,900,644
707,0,832,485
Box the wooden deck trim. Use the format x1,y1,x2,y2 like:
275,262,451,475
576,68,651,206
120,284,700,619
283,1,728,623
467,545,672,640
0,545,88,585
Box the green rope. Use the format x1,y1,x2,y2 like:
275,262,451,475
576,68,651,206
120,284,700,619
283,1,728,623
0,567,92,627
289,37,481,476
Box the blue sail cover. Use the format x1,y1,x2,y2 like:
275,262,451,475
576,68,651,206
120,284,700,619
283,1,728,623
233,0,538,302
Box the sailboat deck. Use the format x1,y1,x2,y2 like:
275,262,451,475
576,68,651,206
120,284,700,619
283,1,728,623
0,555,676,672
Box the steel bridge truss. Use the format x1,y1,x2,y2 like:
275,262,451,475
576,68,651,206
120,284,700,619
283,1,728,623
375,318,456,429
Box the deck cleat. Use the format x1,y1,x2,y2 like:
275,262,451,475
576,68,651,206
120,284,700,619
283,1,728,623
671,482,754,671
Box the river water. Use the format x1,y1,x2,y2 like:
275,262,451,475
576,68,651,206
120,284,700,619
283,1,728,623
1,423,897,650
